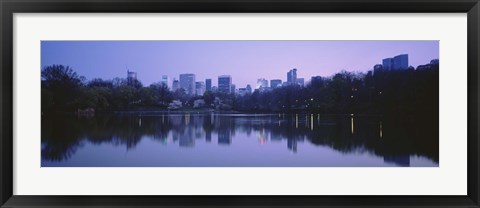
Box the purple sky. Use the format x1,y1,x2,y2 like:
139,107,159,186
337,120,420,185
41,41,438,88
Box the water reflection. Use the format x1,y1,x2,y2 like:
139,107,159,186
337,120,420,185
41,113,439,167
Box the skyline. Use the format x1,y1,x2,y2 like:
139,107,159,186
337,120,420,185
41,40,439,88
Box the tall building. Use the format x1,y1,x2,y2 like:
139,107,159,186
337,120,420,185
195,81,205,96
179,74,196,95
161,75,169,88
172,78,179,91
382,58,394,71
287,68,297,84
127,70,137,80
383,54,409,71
127,70,137,85
296,78,304,86
257,78,268,89
218,129,231,145
231,84,236,94
393,54,408,70
205,79,212,91
237,88,248,96
218,75,232,93
287,138,297,153
270,79,282,88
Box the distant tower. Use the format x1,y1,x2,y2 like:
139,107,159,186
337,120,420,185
172,78,179,91
205,79,212,91
382,58,394,71
256,78,268,89
179,74,196,95
218,75,232,94
127,70,137,85
383,54,409,71
393,54,408,70
161,75,169,88
270,79,282,88
287,68,297,84
195,81,205,96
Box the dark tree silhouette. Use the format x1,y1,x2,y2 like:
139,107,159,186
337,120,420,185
41,65,85,112
41,61,438,117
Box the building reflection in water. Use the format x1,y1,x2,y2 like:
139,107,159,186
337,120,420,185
258,128,268,144
287,138,297,153
218,129,231,145
178,127,195,147
41,113,439,166
205,131,212,142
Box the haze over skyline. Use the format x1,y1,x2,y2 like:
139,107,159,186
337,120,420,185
41,40,439,88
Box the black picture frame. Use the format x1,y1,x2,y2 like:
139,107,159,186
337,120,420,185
1,0,479,207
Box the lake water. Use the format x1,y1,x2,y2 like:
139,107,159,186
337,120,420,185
41,113,439,167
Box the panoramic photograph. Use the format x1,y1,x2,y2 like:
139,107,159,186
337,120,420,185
41,40,439,167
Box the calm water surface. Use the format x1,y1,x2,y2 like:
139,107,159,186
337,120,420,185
41,113,439,167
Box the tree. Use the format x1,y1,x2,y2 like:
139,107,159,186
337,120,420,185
41,65,85,111
80,86,112,111
88,78,113,89
112,84,136,109
203,91,215,107
150,82,173,107
173,88,188,104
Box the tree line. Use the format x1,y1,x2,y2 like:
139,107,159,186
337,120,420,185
41,62,438,116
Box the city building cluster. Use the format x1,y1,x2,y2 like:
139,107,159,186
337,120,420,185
127,67,307,97
126,54,438,97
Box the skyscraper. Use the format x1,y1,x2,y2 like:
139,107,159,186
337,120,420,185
195,81,205,96
287,68,297,84
161,75,169,88
218,75,232,93
172,78,179,91
179,74,196,95
382,58,394,71
270,79,282,88
205,79,212,91
127,70,137,85
393,54,408,70
257,78,268,89
383,54,409,71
